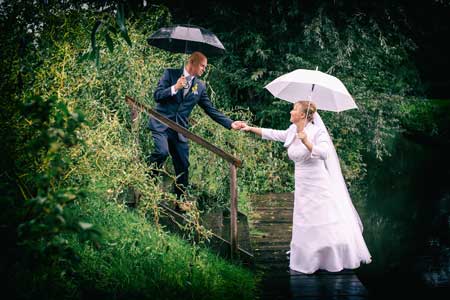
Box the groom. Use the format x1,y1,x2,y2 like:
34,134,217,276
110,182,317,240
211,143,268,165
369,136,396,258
148,51,246,201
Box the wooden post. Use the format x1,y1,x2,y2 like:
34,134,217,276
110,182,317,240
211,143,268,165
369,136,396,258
230,163,238,259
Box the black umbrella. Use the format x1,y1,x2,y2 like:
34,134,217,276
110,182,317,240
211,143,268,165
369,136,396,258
147,24,226,57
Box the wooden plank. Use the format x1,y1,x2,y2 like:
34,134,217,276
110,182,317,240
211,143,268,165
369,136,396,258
251,219,292,224
250,240,290,248
251,192,294,203
252,209,293,217
253,244,291,251
251,230,291,238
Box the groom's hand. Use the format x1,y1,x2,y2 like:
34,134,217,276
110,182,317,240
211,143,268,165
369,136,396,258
231,121,247,130
175,75,187,91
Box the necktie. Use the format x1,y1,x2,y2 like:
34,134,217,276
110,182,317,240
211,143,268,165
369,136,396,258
183,75,192,97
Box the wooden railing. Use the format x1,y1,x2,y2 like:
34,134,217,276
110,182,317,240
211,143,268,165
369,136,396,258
125,95,242,258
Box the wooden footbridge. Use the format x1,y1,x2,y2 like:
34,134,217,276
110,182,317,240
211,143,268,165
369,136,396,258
250,192,369,300
125,96,369,299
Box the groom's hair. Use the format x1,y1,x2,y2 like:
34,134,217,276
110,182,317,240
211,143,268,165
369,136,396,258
188,51,207,65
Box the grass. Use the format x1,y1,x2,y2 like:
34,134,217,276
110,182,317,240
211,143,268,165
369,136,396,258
63,192,257,300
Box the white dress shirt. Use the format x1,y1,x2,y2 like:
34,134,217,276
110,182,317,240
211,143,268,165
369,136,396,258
171,68,194,95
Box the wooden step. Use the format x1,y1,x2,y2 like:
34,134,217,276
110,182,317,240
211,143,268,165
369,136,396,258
251,236,292,246
251,218,292,225
250,225,292,237
253,247,290,256
254,262,289,273
253,244,291,251
251,208,293,218
251,239,291,247
251,192,294,203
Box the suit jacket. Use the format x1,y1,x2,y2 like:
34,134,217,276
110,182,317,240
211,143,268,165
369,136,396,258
149,68,233,142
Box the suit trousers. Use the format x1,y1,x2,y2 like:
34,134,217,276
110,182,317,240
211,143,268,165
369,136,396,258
148,128,189,198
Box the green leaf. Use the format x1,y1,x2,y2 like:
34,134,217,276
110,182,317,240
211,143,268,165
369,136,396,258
105,33,114,52
78,222,93,230
120,31,132,47
91,20,102,52
116,3,126,32
107,24,118,35
78,51,91,62
116,3,132,47
55,204,63,214
94,48,100,67
56,215,66,225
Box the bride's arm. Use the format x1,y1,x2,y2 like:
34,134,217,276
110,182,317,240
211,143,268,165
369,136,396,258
242,125,288,142
309,129,330,160
242,126,262,136
298,128,330,160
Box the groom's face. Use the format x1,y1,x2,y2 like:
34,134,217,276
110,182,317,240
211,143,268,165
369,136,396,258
192,57,207,77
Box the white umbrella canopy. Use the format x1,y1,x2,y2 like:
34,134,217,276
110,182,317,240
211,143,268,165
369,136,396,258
265,69,357,112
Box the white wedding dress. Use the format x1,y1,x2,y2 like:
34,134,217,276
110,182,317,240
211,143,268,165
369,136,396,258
261,113,371,274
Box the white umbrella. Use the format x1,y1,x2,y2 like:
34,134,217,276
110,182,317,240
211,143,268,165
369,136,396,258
264,69,357,112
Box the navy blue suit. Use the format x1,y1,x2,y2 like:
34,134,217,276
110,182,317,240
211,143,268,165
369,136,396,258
148,68,233,197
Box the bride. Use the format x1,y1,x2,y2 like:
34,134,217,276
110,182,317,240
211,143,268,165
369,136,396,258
242,100,371,274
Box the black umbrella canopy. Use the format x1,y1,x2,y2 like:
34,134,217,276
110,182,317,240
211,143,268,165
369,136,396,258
147,24,226,57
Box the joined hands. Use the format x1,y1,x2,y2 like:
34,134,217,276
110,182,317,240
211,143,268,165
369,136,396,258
231,121,247,130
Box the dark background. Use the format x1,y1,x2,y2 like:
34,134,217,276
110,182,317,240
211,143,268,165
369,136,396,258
158,0,450,98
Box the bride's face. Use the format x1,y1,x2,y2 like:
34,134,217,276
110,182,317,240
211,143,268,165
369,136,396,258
290,104,305,123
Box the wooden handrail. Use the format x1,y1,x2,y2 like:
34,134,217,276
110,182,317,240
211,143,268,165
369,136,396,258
125,96,242,167
125,95,241,258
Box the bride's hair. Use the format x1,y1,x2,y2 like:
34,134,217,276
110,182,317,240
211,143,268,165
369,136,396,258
295,100,317,123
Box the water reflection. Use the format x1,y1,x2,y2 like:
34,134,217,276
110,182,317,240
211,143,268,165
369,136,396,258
289,271,368,298
358,133,450,299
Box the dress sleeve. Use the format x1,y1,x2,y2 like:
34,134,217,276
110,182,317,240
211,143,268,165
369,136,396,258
261,128,289,143
310,128,330,160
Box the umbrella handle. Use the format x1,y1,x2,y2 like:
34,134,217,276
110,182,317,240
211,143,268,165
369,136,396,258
304,100,312,129
303,84,315,128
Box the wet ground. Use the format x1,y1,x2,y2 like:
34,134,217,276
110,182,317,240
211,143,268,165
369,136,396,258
249,192,369,300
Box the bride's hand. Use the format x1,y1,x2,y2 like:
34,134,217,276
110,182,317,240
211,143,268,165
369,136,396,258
297,131,307,141
240,125,252,132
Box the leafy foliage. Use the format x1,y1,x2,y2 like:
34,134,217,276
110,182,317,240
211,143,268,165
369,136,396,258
172,0,426,206
2,0,448,298
16,94,96,254
0,2,256,299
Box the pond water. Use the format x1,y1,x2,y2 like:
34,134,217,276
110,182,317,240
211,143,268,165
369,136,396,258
357,132,450,299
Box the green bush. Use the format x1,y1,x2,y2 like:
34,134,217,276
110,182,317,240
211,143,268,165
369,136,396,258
1,3,256,299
